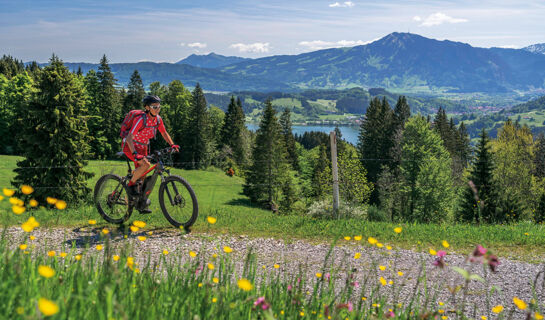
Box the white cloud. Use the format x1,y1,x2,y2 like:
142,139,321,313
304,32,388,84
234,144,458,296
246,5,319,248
230,42,271,53
413,16,422,22
329,2,355,8
418,12,468,27
187,42,207,49
298,39,376,50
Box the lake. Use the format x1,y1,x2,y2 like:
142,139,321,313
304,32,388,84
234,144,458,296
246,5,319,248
246,124,360,145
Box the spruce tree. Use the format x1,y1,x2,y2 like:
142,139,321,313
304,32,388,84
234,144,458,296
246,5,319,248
534,133,545,179
311,144,332,200
123,70,146,115
164,80,192,166
393,96,410,130
186,83,212,169
243,99,289,208
12,55,93,204
220,96,247,167
84,70,107,158
458,129,498,223
279,108,299,171
357,97,394,204
96,55,121,157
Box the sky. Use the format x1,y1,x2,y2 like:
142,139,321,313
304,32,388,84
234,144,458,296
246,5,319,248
1,0,544,63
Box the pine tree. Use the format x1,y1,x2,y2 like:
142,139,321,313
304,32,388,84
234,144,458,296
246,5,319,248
393,96,410,130
220,96,247,167
458,129,498,223
123,70,146,115
84,70,107,158
534,192,545,224
357,97,394,204
534,133,545,179
163,80,192,166
279,108,299,171
186,83,212,169
311,144,332,200
12,55,93,204
244,99,289,208
96,55,121,157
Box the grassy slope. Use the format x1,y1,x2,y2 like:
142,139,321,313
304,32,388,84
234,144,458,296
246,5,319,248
1,155,545,261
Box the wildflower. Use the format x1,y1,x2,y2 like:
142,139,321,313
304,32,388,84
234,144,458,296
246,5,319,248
433,255,446,269
130,226,139,232
300,312,305,316
488,255,500,272
473,244,487,257
29,199,38,207
354,252,361,259
344,236,351,241
30,235,36,240
19,244,28,250
212,253,218,258
254,297,271,310
397,271,404,276
55,200,67,210
208,263,215,270
237,278,253,291
376,243,384,248
88,219,96,225
535,312,544,320
385,311,395,318
162,249,169,255
481,316,487,320
137,236,146,242
316,273,322,278
38,265,55,278
101,228,109,235
189,251,197,258
336,302,353,312
12,205,25,215
361,297,367,301
3,188,15,196
441,317,448,320
16,307,24,315
379,265,386,271
0,195,3,201
386,245,392,250
96,245,103,251
287,284,292,291
38,298,59,316
524,232,529,236
20,185,34,195
46,197,57,205
368,237,378,245
274,264,280,269
379,277,387,286
513,297,527,310
207,216,217,224
113,255,120,261
352,281,359,288
429,249,437,255
442,240,449,248
213,277,219,283
60,252,67,258
47,251,55,257
223,246,233,253
133,220,146,228
75,254,82,261
325,273,330,281
394,227,402,233
354,235,362,241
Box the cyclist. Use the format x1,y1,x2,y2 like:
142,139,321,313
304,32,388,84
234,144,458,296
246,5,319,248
123,95,179,213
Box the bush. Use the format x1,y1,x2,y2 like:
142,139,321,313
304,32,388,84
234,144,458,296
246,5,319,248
366,205,390,222
306,199,366,219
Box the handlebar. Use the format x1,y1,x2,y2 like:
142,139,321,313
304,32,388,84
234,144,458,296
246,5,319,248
146,147,178,161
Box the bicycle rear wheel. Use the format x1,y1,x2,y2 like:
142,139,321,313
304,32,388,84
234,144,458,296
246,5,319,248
94,174,132,224
158,175,198,228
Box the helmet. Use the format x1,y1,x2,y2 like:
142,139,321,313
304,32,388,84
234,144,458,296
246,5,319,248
142,95,161,106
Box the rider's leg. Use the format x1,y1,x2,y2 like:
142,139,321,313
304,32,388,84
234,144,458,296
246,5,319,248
129,159,151,185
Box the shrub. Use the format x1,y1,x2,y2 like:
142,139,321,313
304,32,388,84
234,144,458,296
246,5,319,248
366,205,390,222
306,199,366,219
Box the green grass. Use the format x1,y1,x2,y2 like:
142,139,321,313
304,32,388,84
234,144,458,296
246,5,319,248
2,155,545,261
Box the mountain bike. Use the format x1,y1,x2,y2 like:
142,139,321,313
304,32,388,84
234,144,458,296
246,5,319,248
93,147,198,229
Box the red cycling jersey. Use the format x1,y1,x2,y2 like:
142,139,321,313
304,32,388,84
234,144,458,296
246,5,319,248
122,113,166,164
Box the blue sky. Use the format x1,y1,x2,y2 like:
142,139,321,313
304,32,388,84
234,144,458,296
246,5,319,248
1,0,544,63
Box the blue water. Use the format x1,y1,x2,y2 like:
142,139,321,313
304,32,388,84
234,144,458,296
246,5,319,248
246,124,360,145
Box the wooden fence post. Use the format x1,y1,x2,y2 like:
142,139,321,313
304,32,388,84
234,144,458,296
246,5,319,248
330,131,340,217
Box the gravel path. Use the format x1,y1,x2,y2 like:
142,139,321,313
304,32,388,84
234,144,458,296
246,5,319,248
3,226,544,318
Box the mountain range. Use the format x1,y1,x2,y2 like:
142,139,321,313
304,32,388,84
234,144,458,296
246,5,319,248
51,32,545,93
523,43,545,55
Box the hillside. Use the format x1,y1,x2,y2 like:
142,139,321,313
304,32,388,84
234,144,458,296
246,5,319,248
523,43,545,55
177,53,251,68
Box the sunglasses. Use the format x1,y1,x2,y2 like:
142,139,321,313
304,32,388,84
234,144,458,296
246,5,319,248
150,105,161,110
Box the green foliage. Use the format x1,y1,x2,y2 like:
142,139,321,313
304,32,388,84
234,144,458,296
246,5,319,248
311,145,332,200
279,108,299,171
123,70,146,115
185,83,214,169
337,145,373,204
400,115,454,223
12,55,93,204
0,55,25,79
305,199,366,219
366,204,390,222
96,55,122,158
534,192,545,223
220,97,248,168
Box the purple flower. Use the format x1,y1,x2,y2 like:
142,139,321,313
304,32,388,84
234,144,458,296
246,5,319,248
287,284,292,291
352,281,359,288
433,257,445,269
325,273,330,281
473,245,487,257
254,297,265,306
385,311,395,318
437,250,447,258
487,255,500,272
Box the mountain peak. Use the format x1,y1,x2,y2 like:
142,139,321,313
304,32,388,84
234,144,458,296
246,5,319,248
523,43,545,55
176,53,251,68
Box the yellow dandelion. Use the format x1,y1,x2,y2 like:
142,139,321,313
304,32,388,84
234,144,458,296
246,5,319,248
12,205,25,215
0,195,3,201
212,253,218,259
29,199,38,207
38,298,59,316
75,254,82,261
212,298,217,303
38,265,55,278
379,265,386,271
274,264,280,269
397,271,404,276
386,245,392,250
207,263,215,270
130,226,139,232
300,312,305,316
96,245,103,251
30,235,36,240
162,249,169,255
344,236,351,241
441,316,448,320
492,305,504,314
379,277,387,286
376,243,384,248
3,188,15,197
361,297,367,301
535,312,544,320
198,283,203,287
316,273,322,278
21,223,33,232
16,307,24,315
237,278,253,291
481,316,487,320
442,240,450,248
47,251,55,257
133,220,146,228
513,297,527,310
354,235,362,241
524,232,529,236
213,277,219,283
113,255,120,261
147,231,153,235
189,251,197,258
438,309,445,314
60,252,67,258
46,197,57,205
137,236,146,242
429,249,437,256
223,246,233,253
354,252,361,259
207,216,217,224
55,200,67,210
21,185,34,195
368,237,378,245
88,219,96,225
101,228,109,235
394,227,402,233
19,244,28,250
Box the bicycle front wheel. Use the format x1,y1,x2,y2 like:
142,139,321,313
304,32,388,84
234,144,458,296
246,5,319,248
94,174,132,224
158,175,198,228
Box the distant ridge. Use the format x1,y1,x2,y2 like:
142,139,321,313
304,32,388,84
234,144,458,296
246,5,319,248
176,53,251,68
523,43,545,55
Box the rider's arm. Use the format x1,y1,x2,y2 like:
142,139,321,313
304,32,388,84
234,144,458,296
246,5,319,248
126,133,137,154
160,131,175,147
127,117,145,154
